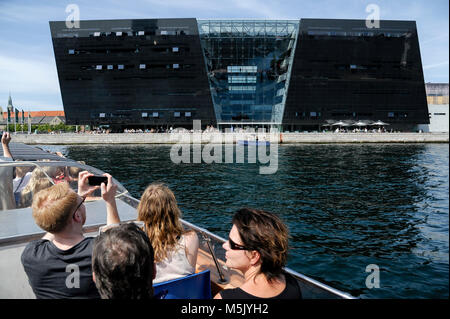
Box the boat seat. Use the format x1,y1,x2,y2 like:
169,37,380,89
153,269,212,299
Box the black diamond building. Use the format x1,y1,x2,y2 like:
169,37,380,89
50,18,429,131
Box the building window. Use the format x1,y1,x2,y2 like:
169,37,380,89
116,31,123,36
388,112,395,118
94,32,101,37
138,31,145,36
161,31,168,35
139,64,146,69
118,64,124,70
173,64,179,69
142,112,148,118
174,112,181,117
172,47,179,52
99,113,105,118
96,65,102,70
185,112,191,117
153,112,159,118
68,49,75,55
228,76,257,84
107,65,113,70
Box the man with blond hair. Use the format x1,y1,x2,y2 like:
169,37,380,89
21,171,120,298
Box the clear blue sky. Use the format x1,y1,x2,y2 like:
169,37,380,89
0,0,448,111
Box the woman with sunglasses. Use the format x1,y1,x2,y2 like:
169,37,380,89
215,208,302,299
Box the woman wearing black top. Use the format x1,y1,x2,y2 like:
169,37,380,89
214,208,302,299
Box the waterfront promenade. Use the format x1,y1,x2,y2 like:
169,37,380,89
8,132,449,144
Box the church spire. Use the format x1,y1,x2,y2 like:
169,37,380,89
7,91,13,111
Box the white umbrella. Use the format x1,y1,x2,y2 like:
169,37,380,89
354,121,369,127
371,120,390,126
331,121,349,126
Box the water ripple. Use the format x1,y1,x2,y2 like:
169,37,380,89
39,143,449,299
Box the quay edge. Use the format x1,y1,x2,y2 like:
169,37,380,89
7,132,450,145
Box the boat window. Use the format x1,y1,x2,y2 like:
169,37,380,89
0,161,128,211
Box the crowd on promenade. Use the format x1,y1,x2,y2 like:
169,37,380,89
1,131,301,300
8,125,421,135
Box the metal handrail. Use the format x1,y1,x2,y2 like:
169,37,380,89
0,177,355,299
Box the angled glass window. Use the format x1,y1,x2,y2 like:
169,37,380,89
198,20,299,124
174,112,181,117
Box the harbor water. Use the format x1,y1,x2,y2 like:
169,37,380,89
38,143,449,299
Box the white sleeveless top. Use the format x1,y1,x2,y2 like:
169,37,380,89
154,235,195,284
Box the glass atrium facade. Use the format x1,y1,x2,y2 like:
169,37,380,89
198,20,299,126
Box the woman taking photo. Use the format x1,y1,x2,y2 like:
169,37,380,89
215,208,302,299
137,183,199,283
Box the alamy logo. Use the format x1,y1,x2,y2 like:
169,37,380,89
65,4,80,29
169,120,279,174
66,264,80,289
365,4,380,29
365,264,380,289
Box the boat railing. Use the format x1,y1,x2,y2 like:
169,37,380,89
117,193,356,299
0,160,355,299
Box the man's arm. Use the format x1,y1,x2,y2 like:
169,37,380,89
1,132,12,159
101,174,120,225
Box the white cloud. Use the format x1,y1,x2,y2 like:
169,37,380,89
0,54,60,95
423,61,449,70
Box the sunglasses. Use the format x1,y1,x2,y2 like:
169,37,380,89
73,196,86,216
228,237,248,250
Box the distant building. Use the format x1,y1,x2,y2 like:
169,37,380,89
417,83,449,132
50,18,430,131
0,109,66,130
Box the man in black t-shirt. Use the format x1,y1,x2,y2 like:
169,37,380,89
21,171,121,299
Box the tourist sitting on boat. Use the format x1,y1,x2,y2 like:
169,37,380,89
92,223,156,299
13,162,33,206
20,172,120,299
1,132,16,210
18,167,54,208
137,183,199,284
215,208,302,299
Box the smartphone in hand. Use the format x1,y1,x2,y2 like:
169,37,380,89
88,175,108,186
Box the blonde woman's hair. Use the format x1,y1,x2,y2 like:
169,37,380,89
19,167,55,208
32,182,78,233
137,183,184,263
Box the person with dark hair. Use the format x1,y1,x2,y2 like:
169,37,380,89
215,208,302,299
92,223,156,299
